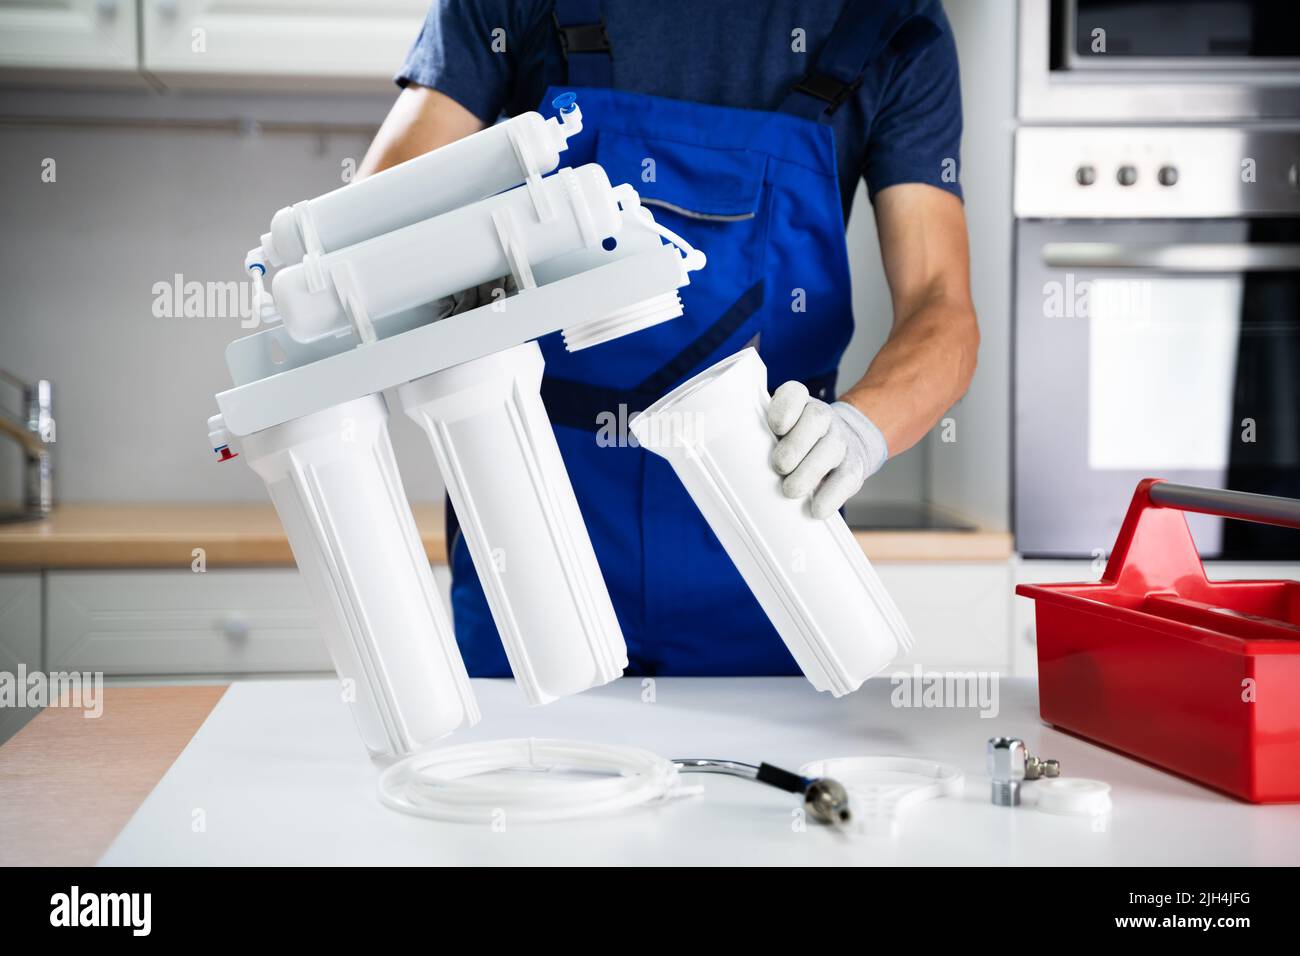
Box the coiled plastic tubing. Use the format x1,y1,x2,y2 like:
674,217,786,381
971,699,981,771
378,737,690,824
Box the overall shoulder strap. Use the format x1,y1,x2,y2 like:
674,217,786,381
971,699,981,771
779,0,942,122
552,0,614,89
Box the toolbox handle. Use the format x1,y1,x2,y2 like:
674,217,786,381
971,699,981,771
1104,479,1300,594
1148,482,1300,531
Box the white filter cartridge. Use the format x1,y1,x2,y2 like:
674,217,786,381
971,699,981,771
398,342,627,705
273,163,621,344
630,348,913,696
260,108,582,267
239,394,478,755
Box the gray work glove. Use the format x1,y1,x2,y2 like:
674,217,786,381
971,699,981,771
767,382,888,519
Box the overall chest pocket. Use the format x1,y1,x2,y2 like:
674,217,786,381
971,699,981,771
595,130,771,291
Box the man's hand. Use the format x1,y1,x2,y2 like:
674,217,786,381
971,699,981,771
767,382,888,519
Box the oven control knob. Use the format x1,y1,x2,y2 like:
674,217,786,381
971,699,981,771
1116,165,1138,187
1157,165,1179,187
1075,164,1097,187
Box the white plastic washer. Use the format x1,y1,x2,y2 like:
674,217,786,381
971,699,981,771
800,756,964,835
1035,777,1113,816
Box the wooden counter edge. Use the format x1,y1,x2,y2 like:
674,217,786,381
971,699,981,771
0,684,230,867
0,505,1013,569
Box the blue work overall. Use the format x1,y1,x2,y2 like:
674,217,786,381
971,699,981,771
448,0,941,676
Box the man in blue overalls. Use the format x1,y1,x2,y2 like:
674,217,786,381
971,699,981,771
359,0,979,677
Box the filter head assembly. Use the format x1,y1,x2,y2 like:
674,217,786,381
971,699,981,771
210,95,700,756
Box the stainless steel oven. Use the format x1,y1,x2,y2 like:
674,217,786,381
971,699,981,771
1014,127,1300,558
1019,0,1300,121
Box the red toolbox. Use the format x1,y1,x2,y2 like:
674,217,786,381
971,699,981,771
1017,479,1300,803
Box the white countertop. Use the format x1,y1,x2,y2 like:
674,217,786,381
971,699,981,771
102,677,1300,865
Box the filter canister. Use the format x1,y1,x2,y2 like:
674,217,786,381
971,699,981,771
631,348,913,695
240,394,479,755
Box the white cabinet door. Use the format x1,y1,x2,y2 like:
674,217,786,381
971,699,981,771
1012,559,1099,678
141,0,428,90
0,0,139,71
874,562,1013,674
47,569,333,675
1202,561,1300,584
0,573,43,743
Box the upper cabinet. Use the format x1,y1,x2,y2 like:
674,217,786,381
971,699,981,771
0,1,429,89
0,0,140,73
140,0,429,90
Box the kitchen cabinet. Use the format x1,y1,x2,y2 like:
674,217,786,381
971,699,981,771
876,562,1013,674
46,569,332,675
36,562,1016,679
0,0,142,77
141,0,428,90
1012,559,1097,679
0,573,43,743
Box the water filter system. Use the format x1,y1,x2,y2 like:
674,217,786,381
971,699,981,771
208,95,704,757
206,94,914,770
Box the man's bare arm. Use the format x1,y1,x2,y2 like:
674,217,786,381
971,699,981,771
356,84,486,180
838,183,979,457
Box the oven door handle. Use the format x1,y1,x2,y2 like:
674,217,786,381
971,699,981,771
1042,242,1300,272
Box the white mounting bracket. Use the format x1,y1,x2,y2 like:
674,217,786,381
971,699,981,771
507,122,555,224
491,207,538,293
293,200,329,293
330,259,377,346
216,243,685,437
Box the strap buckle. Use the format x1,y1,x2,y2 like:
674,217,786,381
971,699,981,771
553,12,612,59
792,72,862,114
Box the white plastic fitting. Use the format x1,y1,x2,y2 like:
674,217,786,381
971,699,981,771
398,342,627,705
259,109,581,268
630,348,914,696
273,164,622,344
238,394,479,755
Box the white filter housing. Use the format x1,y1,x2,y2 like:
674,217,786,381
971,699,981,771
273,164,621,344
239,394,478,755
630,348,913,696
398,342,627,705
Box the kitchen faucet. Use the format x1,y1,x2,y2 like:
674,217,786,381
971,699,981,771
0,370,54,521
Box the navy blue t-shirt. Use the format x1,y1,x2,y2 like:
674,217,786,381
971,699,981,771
396,0,963,220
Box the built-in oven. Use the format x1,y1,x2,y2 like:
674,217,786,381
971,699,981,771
1014,127,1300,558
1019,0,1300,121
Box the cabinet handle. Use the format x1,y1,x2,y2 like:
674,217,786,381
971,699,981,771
221,616,250,641
95,0,119,16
